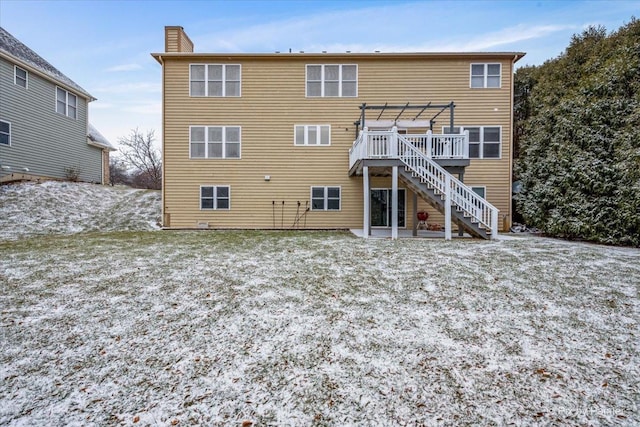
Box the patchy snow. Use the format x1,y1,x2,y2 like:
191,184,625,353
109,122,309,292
1,226,638,425
0,181,161,241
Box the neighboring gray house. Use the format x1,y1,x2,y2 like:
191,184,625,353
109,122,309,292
0,26,115,184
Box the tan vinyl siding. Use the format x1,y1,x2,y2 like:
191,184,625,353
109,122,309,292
161,53,516,230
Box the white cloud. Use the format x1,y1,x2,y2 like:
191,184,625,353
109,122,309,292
106,63,143,72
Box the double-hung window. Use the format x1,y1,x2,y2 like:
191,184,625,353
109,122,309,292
311,186,341,211
444,126,501,159
294,125,330,146
200,185,230,210
470,63,501,88
466,126,501,158
0,120,10,146
56,87,77,119
190,126,241,159
190,64,241,97
15,66,27,88
306,65,357,97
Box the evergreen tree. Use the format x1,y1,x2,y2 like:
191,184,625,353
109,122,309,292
515,18,640,246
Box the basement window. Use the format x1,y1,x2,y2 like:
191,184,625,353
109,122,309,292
200,185,230,210
311,186,341,211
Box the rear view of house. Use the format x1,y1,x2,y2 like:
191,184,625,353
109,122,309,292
153,26,524,238
0,27,115,184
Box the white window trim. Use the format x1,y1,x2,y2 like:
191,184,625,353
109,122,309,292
200,185,231,210
294,125,331,146
442,125,502,159
469,63,501,89
55,86,77,119
14,66,27,89
310,186,341,211
189,64,241,97
189,125,242,159
0,119,11,146
306,64,358,97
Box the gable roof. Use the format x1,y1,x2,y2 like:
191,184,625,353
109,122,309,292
88,124,116,151
0,26,94,100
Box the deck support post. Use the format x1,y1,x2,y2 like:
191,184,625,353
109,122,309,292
412,192,418,237
444,174,452,240
363,165,370,238
392,165,398,240
458,171,465,237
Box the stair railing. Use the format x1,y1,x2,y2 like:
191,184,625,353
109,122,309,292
397,134,499,238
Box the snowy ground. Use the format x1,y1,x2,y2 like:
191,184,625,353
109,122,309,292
0,183,639,426
0,181,160,240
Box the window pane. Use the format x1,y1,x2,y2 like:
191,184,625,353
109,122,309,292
467,128,480,142
68,94,77,107
57,87,66,101
57,100,66,115
0,121,9,133
68,106,77,119
487,64,500,75
225,127,240,142
16,68,26,79
201,187,214,198
307,65,321,80
327,187,340,198
469,143,480,158
209,142,223,158
191,142,205,157
471,76,484,88
307,82,321,96
217,186,229,198
191,65,205,80
295,126,305,145
320,126,330,145
311,199,324,210
208,127,222,142
208,65,223,80
325,65,339,80
225,81,240,96
307,127,318,145
217,198,229,209
342,65,356,80
342,82,356,97
226,65,240,80
226,142,240,158
327,199,340,210
325,81,339,96
190,82,205,96
0,134,8,145
471,64,485,76
483,143,500,158
208,82,223,96
191,127,205,142
444,127,461,134
201,198,214,209
487,76,500,88
312,187,324,198
472,187,485,198
484,127,500,142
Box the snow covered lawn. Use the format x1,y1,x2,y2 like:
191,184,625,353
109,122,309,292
0,181,160,241
1,229,638,426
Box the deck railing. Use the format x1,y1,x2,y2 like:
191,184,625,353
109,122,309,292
349,128,469,169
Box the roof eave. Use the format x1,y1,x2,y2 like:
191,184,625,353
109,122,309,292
0,50,96,101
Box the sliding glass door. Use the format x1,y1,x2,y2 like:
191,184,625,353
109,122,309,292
370,189,406,227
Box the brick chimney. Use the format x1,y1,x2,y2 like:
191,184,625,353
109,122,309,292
165,26,194,53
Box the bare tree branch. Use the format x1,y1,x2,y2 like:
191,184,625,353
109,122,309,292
117,128,162,190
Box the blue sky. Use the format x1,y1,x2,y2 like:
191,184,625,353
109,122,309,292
1,0,637,151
